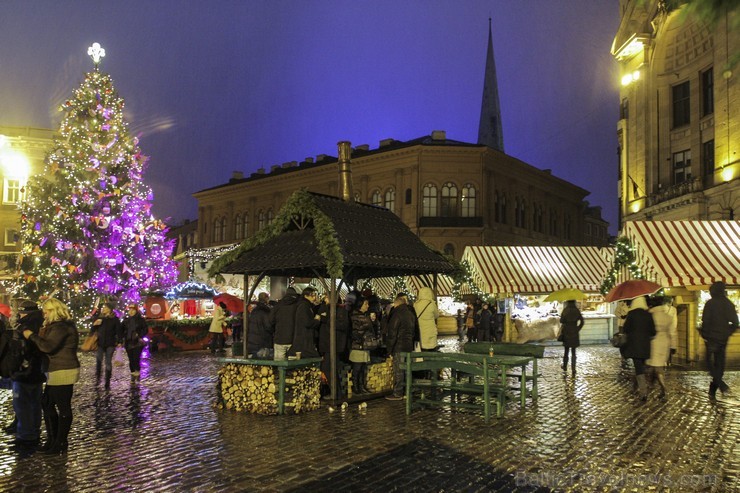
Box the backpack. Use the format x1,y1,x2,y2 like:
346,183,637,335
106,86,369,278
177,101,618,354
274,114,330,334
0,331,26,378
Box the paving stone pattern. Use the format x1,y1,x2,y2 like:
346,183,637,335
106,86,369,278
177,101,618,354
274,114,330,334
0,339,738,492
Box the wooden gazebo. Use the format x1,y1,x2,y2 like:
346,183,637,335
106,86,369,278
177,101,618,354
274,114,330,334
209,188,455,401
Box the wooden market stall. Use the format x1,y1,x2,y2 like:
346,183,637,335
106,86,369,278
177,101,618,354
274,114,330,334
209,177,454,413
462,245,615,344
618,220,740,366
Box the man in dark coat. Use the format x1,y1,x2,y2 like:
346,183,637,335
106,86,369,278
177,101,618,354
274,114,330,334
385,293,417,400
8,302,45,446
622,296,656,401
701,281,739,399
248,292,272,358
476,303,493,342
91,302,123,389
121,304,148,383
269,287,299,361
289,287,320,358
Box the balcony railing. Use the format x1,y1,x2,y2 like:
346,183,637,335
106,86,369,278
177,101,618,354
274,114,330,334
647,177,703,207
418,216,483,228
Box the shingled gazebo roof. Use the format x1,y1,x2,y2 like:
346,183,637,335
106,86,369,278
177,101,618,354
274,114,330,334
210,190,454,282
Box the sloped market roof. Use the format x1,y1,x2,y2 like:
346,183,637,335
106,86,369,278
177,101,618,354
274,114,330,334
209,190,454,282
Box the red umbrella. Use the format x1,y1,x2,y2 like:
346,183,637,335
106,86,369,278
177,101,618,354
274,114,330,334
213,293,244,313
605,280,662,302
0,303,10,318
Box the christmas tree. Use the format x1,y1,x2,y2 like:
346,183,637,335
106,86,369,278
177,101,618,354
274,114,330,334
17,43,177,312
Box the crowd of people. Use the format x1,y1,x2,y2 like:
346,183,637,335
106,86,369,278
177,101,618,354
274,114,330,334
0,298,149,455
456,300,504,344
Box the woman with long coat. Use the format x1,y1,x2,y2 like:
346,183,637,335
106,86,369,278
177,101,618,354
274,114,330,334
349,298,374,395
415,287,439,351
559,300,584,375
622,296,656,401
647,296,677,399
23,298,80,454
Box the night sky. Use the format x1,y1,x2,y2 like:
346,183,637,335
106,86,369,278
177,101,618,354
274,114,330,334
0,1,620,233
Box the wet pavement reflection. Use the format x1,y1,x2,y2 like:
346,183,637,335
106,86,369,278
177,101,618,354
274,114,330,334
0,339,738,492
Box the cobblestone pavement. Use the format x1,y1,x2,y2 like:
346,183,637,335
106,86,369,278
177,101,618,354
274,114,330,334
1,338,738,492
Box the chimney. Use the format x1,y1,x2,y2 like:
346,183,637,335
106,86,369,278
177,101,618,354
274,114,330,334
379,138,394,148
271,165,280,172
256,167,266,174
316,154,328,162
304,157,314,164
431,130,446,141
282,161,298,168
231,170,244,181
355,144,369,151
337,141,354,203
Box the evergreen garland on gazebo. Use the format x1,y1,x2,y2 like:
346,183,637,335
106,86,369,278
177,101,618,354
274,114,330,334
600,236,645,295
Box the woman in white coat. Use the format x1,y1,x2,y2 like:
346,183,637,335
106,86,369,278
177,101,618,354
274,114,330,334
415,287,439,351
647,296,678,399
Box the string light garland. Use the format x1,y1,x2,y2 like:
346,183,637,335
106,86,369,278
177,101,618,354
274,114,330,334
451,260,495,305
600,236,644,295
15,43,177,317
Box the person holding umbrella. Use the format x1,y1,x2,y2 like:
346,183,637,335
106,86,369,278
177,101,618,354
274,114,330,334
559,300,584,375
622,295,656,402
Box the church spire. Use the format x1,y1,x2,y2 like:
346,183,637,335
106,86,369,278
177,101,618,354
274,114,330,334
477,18,504,152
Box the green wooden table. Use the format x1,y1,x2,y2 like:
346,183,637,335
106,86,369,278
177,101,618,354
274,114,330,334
220,357,322,414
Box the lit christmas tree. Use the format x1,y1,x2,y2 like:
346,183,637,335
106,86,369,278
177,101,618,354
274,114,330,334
17,43,177,313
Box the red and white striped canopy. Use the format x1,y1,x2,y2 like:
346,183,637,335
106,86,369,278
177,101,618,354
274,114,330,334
622,221,740,287
462,246,613,294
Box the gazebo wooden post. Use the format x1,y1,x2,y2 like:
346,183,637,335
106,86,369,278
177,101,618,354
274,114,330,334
329,277,337,402
242,272,266,359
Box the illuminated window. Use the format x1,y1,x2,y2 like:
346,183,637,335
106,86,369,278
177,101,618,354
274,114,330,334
371,190,382,206
702,68,713,117
422,184,437,216
384,188,395,211
672,81,690,128
4,228,17,246
673,150,692,184
461,184,476,217
440,182,458,217
3,179,22,204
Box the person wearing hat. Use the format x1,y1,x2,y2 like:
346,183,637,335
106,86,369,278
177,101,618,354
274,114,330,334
4,301,45,448
121,304,148,383
91,302,123,389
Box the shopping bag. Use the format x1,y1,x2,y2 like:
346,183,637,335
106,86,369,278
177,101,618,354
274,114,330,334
81,333,98,352
113,346,126,367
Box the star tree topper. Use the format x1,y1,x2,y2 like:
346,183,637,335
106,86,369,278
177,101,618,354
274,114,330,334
87,42,106,69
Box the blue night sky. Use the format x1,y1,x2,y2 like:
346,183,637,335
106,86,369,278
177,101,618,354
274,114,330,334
0,1,620,232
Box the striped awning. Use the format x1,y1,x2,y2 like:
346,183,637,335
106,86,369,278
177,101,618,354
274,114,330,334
622,221,740,287
462,246,613,294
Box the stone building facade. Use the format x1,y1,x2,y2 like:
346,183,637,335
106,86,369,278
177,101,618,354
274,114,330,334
613,0,739,226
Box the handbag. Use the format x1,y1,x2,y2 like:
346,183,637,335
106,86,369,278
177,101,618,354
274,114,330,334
363,332,379,350
81,333,98,352
113,346,126,367
610,332,628,348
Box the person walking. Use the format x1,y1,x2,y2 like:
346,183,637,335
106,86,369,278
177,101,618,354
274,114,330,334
559,300,585,375
269,287,299,361
8,302,45,448
415,287,439,352
91,302,122,389
476,302,493,342
701,281,739,399
385,293,416,400
349,297,374,395
209,302,228,355
647,296,677,399
121,303,148,383
248,292,273,358
615,301,630,369
22,297,80,454
622,296,656,401
465,301,477,343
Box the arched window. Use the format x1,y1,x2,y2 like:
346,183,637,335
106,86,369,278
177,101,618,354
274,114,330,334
234,214,243,240
220,217,227,242
243,213,249,239
533,204,543,232
212,218,220,243
461,184,476,217
258,210,265,231
443,243,455,257
515,197,526,228
405,188,412,205
550,210,558,236
495,192,507,223
371,190,382,206
384,188,395,211
267,208,274,224
440,182,458,217
422,184,438,216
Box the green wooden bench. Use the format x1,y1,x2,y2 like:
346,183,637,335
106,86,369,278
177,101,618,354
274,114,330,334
463,342,544,400
400,352,512,422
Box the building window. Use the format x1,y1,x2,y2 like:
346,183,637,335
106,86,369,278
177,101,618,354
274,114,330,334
702,140,715,177
495,192,507,224
4,228,17,246
267,209,274,224
405,188,412,205
701,67,713,117
258,210,265,231
620,98,629,120
384,188,395,211
440,182,458,217
3,179,22,204
533,204,543,233
422,184,438,216
443,243,455,257
672,81,690,128
461,184,476,217
672,150,692,184
371,190,382,207
234,214,243,240
585,223,592,236
550,210,558,236
243,214,249,238
212,219,220,243
564,215,571,240
515,197,526,228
